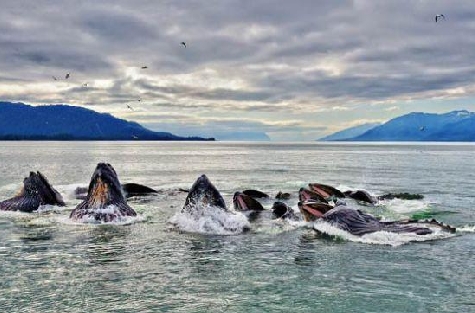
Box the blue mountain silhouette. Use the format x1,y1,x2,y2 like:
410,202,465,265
350,110,475,141
0,102,214,141
319,123,381,141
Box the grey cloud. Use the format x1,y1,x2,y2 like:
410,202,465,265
2,0,475,140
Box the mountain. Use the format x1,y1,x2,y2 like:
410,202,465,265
0,102,214,141
319,123,380,141
351,110,475,141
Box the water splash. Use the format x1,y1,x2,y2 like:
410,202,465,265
457,225,475,233
379,198,429,214
168,203,250,235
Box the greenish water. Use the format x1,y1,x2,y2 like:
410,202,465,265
0,142,474,312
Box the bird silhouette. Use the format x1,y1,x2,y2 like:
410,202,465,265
65,73,70,79
127,105,134,111
141,66,148,69
181,41,186,48
435,14,445,22
52,76,58,81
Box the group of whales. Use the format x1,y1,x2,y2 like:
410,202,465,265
0,163,456,237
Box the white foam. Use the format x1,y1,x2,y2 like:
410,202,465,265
457,225,475,233
379,198,429,214
312,220,455,247
36,204,70,213
58,213,146,226
168,203,250,235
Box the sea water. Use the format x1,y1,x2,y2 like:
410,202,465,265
0,141,474,312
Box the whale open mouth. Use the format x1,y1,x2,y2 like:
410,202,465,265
298,201,334,222
0,171,64,212
34,171,65,206
233,192,264,212
308,183,345,199
183,174,227,212
299,187,328,203
70,163,136,222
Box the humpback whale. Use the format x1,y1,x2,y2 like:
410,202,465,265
309,182,424,204
0,171,65,212
172,174,250,233
233,191,264,220
183,174,227,213
70,163,137,223
298,201,456,236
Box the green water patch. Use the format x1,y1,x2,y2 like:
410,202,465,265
410,210,458,220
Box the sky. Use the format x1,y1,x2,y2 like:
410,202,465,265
2,0,475,141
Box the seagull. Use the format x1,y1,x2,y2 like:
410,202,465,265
52,76,58,81
141,66,148,69
127,104,134,111
132,135,139,139
435,14,445,22
65,73,70,79
420,126,425,131
137,99,142,102
181,41,186,48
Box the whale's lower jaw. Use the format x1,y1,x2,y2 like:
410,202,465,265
70,202,136,223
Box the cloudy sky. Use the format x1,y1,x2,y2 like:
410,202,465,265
2,0,475,140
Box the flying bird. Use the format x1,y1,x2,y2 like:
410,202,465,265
419,126,425,131
52,76,58,81
127,105,134,111
435,14,445,22
65,73,70,79
181,41,186,48
141,66,148,69
82,83,88,87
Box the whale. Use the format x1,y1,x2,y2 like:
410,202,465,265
0,171,65,212
182,174,227,213
69,163,137,223
233,191,264,220
298,201,456,236
174,174,251,233
271,201,299,220
309,182,424,204
299,187,328,203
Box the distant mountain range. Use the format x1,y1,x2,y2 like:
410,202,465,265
319,123,381,141
319,110,475,141
0,102,214,141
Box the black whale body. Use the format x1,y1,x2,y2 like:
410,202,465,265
0,171,65,212
299,201,456,236
70,163,137,223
